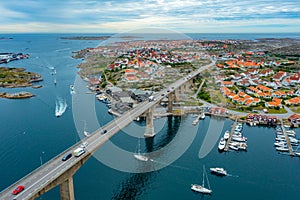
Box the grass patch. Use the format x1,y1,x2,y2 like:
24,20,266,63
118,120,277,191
267,108,287,114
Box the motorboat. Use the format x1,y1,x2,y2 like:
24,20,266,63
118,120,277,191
276,146,289,152
134,154,149,162
232,136,247,142
200,113,205,119
229,145,239,151
274,141,287,147
218,138,226,151
209,167,227,176
134,138,152,162
239,142,247,151
224,130,230,140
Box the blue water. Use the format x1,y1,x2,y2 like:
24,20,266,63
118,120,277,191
1,33,300,200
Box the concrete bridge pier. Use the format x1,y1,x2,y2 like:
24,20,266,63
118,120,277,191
168,92,173,113
144,106,155,137
60,177,75,200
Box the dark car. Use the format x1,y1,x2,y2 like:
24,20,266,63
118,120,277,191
102,129,107,134
62,153,72,161
12,185,25,195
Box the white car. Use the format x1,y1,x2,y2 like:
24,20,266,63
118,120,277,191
80,142,88,148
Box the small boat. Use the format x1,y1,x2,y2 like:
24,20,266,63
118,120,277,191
200,113,205,119
134,138,151,162
274,141,287,147
275,126,282,132
276,147,289,152
289,138,298,144
239,142,247,150
209,167,227,176
229,145,239,151
218,138,226,151
232,136,247,142
55,111,61,117
191,165,212,194
286,130,296,137
235,123,243,132
224,130,230,140
295,152,300,157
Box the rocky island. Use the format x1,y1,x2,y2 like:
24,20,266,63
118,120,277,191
0,67,43,99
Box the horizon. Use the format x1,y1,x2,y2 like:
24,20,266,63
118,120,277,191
0,0,299,34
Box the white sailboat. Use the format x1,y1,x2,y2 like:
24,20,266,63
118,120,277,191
191,165,212,194
134,138,151,162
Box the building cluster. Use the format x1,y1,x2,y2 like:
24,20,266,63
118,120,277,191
215,50,300,109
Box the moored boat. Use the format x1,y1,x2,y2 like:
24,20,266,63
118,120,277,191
232,136,247,142
224,130,230,140
229,145,239,151
276,146,289,152
200,113,205,119
218,138,226,151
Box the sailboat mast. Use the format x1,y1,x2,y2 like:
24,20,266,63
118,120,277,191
202,165,205,187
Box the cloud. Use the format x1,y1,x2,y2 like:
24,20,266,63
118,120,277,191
0,0,299,33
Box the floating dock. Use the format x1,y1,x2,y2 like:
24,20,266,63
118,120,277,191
280,119,294,156
192,113,204,125
224,118,238,152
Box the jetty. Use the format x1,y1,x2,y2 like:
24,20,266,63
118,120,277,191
280,119,294,156
224,117,238,152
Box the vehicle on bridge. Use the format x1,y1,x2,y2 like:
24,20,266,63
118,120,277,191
101,129,107,134
62,153,72,161
80,142,88,148
12,185,24,195
148,96,155,102
73,147,85,157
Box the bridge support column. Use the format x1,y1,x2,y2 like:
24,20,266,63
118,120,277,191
144,107,155,137
60,177,75,200
168,92,173,113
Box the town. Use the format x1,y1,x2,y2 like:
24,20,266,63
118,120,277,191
73,37,300,126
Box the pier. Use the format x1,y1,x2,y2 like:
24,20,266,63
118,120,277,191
192,113,204,125
224,118,238,152
280,119,294,156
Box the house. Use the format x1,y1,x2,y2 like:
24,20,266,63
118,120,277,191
257,85,272,93
288,113,300,125
221,81,234,87
265,98,282,108
284,96,300,106
289,73,300,84
272,91,286,98
259,69,274,77
273,71,287,81
236,78,250,87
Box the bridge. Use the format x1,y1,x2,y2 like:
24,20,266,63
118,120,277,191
0,61,215,200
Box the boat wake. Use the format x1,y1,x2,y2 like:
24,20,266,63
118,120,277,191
55,98,67,117
227,173,239,178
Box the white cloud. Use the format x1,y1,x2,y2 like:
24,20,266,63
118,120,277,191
0,0,299,33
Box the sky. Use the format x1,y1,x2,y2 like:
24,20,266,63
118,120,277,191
0,0,300,33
